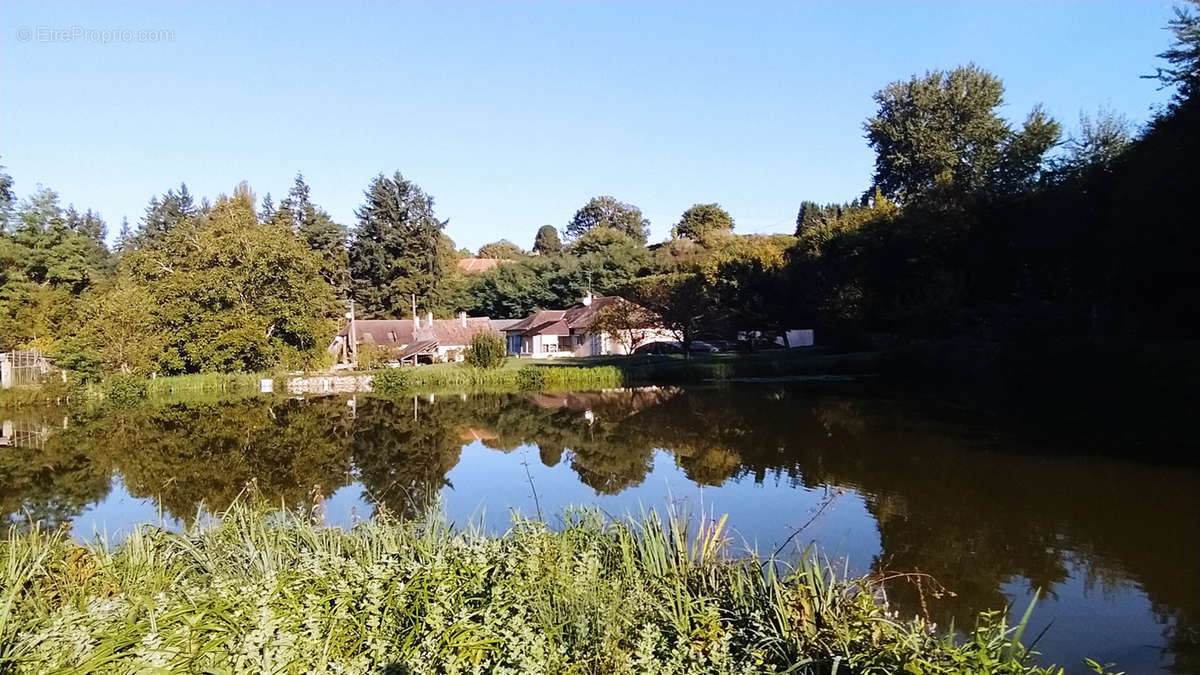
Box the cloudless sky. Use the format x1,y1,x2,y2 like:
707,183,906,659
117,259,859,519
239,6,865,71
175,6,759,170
0,1,1180,250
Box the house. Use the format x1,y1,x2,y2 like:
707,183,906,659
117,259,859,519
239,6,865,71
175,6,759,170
502,294,674,358
328,312,504,367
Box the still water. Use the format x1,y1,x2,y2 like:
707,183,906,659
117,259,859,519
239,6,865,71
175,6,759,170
2,385,1197,673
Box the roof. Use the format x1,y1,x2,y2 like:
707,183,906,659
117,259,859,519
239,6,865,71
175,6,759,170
338,317,497,347
489,318,523,332
503,296,626,336
457,258,502,273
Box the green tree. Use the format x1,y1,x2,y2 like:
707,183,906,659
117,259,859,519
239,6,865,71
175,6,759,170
275,173,350,300
1062,109,1133,169
477,239,524,259
625,273,712,356
568,227,652,293
565,196,649,243
349,172,453,317
532,225,561,255
1148,0,1200,108
114,186,337,373
138,183,196,246
865,65,1059,207
674,203,734,242
0,161,14,230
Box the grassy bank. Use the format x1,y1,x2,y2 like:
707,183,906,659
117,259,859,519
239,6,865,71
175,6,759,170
371,362,626,395
0,504,1093,675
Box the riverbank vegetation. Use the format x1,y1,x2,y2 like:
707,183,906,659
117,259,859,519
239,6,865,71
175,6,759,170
1,502,1102,674
1,5,1195,393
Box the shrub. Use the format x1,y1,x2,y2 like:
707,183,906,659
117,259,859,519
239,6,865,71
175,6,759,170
371,368,411,395
516,367,547,390
102,375,149,406
464,331,507,369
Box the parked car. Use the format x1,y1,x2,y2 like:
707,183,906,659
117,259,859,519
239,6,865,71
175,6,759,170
633,341,683,355
687,340,721,353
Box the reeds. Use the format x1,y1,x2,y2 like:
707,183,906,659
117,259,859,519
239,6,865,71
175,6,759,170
0,501,1098,674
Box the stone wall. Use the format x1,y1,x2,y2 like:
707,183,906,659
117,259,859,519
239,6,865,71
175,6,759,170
286,375,373,395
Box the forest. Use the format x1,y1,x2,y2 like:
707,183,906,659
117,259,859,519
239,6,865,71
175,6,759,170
1,3,1197,378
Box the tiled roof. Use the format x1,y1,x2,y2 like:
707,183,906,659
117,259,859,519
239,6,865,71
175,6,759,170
503,296,626,336
457,258,502,273
339,318,497,347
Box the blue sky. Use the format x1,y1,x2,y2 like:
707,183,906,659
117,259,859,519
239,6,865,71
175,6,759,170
0,1,1180,250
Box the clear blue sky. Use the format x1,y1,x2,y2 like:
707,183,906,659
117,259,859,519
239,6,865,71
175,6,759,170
0,1,1179,250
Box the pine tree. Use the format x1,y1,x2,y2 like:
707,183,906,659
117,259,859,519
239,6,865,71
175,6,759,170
349,171,452,316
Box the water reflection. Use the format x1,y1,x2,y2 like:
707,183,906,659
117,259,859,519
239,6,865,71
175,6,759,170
2,386,1197,673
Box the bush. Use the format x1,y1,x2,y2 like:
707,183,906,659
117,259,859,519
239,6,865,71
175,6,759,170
371,368,411,396
516,367,547,390
102,375,149,406
464,332,507,369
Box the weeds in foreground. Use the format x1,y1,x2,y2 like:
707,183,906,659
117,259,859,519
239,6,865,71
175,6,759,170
0,503,1115,674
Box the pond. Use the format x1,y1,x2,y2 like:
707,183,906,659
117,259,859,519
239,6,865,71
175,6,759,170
2,385,1198,674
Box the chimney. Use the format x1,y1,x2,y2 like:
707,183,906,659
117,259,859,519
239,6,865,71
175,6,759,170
413,312,420,329
426,311,434,327
459,311,467,327
581,291,593,306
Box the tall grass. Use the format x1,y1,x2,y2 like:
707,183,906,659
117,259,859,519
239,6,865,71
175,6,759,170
372,364,624,395
0,502,1103,674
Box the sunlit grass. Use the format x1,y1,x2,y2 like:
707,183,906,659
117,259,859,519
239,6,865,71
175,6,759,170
0,501,1101,674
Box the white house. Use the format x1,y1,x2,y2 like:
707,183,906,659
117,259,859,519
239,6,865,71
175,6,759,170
502,294,673,358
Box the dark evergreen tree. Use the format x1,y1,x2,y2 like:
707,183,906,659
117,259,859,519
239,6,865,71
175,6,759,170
139,183,197,245
533,225,562,255
276,173,350,300
349,171,453,317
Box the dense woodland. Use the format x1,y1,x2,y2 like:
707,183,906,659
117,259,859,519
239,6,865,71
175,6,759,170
1,4,1197,377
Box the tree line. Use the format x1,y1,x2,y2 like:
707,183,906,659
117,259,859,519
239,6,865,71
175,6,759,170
2,2,1196,376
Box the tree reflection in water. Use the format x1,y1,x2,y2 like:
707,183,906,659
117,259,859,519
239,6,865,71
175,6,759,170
3,385,1197,671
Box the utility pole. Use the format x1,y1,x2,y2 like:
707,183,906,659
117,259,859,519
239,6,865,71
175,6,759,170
347,300,358,370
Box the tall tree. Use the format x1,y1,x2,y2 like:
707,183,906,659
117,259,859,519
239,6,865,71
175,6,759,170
1148,0,1200,108
349,171,453,317
113,186,337,373
565,196,649,243
275,173,349,300
625,272,712,356
0,161,14,231
674,203,734,242
139,183,197,245
532,225,562,255
865,65,1059,208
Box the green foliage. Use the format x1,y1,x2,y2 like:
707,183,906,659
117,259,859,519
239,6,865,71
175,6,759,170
273,173,350,301
565,195,650,244
100,375,148,406
0,185,110,353
349,171,455,317
464,331,507,369
1149,0,1200,108
104,187,337,374
674,203,734,242
515,366,547,390
865,64,1059,208
477,239,524,259
0,503,1086,674
371,368,412,395
532,224,561,254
